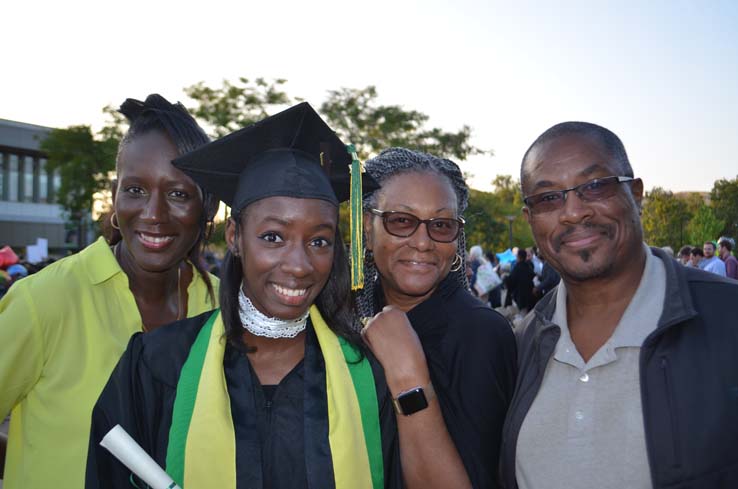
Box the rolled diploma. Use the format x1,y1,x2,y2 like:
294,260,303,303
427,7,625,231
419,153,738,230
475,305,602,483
100,424,182,489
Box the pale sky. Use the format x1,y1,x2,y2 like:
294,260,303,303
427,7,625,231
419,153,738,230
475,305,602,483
2,0,737,193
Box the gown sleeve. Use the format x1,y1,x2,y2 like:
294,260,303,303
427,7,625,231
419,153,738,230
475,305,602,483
86,332,158,489
370,353,404,489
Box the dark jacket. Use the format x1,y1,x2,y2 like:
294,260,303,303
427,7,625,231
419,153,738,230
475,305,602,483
504,261,536,311
536,262,560,296
500,247,738,489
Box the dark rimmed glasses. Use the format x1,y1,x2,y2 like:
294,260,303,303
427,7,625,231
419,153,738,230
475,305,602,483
369,209,465,243
523,176,638,214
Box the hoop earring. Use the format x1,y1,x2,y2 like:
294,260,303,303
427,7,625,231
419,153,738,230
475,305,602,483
110,212,120,230
450,253,462,272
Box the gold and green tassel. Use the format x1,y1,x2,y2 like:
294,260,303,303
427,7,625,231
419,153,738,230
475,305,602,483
347,144,365,290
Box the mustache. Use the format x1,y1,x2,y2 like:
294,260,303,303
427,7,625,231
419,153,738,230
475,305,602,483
553,221,615,251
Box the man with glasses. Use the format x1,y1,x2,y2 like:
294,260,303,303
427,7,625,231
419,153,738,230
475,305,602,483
499,122,738,489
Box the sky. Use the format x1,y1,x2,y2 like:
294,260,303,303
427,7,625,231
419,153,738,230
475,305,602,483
2,0,737,194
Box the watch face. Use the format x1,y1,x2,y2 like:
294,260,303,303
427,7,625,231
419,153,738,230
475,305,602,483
398,387,429,415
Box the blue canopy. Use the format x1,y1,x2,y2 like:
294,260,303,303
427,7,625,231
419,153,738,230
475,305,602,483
496,249,516,264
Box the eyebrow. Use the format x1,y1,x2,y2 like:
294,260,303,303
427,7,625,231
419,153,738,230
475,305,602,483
261,216,335,231
530,163,611,192
394,204,455,213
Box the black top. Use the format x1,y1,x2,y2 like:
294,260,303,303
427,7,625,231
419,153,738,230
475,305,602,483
377,277,517,489
86,311,402,489
504,261,536,311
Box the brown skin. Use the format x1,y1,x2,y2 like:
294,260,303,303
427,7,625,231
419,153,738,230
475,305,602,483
115,130,205,330
522,133,646,362
362,171,471,489
225,196,337,385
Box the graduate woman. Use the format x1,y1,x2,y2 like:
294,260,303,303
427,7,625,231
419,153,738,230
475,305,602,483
86,103,400,489
0,94,218,489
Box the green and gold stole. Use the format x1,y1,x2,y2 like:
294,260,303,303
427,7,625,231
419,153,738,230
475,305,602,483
165,307,384,489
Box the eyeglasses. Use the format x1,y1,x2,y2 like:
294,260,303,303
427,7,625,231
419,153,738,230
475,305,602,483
523,176,637,214
369,208,465,243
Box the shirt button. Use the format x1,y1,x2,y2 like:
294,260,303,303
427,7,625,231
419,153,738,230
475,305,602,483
575,411,584,420
579,373,589,382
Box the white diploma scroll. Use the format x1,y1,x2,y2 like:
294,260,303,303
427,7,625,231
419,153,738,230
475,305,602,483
100,424,182,489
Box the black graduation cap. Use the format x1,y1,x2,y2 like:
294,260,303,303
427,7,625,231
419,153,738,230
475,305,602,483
172,102,378,213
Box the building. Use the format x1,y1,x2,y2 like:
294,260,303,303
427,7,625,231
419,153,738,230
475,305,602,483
0,118,66,253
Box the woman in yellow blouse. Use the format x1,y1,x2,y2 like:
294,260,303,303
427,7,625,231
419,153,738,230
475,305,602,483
0,94,218,489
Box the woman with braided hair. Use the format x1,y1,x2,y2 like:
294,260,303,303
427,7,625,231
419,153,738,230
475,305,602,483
0,94,219,489
358,148,517,489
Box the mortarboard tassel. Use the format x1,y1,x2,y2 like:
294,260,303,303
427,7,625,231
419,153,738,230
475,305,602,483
347,144,365,290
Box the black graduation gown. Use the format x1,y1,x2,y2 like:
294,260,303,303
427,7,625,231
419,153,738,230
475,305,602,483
377,277,517,489
86,311,402,489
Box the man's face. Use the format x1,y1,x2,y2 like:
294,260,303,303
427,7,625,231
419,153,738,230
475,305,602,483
522,134,644,283
703,243,716,258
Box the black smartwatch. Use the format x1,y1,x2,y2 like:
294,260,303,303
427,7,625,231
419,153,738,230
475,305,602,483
392,384,435,416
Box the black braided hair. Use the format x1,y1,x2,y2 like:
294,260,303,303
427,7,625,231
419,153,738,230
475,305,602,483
112,94,218,307
355,147,470,320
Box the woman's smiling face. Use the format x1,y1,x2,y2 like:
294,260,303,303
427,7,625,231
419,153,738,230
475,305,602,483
365,171,459,311
115,130,204,273
227,196,338,320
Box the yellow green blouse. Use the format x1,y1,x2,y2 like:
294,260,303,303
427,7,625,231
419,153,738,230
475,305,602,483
0,236,218,489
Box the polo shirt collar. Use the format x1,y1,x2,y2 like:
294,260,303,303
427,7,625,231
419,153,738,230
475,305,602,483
84,236,125,285
552,243,667,367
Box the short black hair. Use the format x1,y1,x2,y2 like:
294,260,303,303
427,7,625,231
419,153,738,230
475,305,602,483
691,247,704,257
521,122,633,191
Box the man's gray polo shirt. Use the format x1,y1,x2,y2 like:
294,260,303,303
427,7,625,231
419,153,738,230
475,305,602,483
516,245,666,489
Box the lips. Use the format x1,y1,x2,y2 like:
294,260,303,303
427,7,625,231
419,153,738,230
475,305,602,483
137,232,175,250
554,223,615,251
561,233,602,248
397,258,438,270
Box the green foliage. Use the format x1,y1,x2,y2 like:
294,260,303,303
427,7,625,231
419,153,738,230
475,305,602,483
184,77,292,138
320,86,487,161
41,125,118,221
464,176,533,252
685,204,725,246
709,176,738,239
641,187,691,248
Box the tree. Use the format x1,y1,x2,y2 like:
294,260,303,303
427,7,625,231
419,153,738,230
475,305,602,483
641,187,691,248
320,86,487,160
685,204,725,246
184,77,293,138
41,124,119,247
710,176,738,239
464,176,533,253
